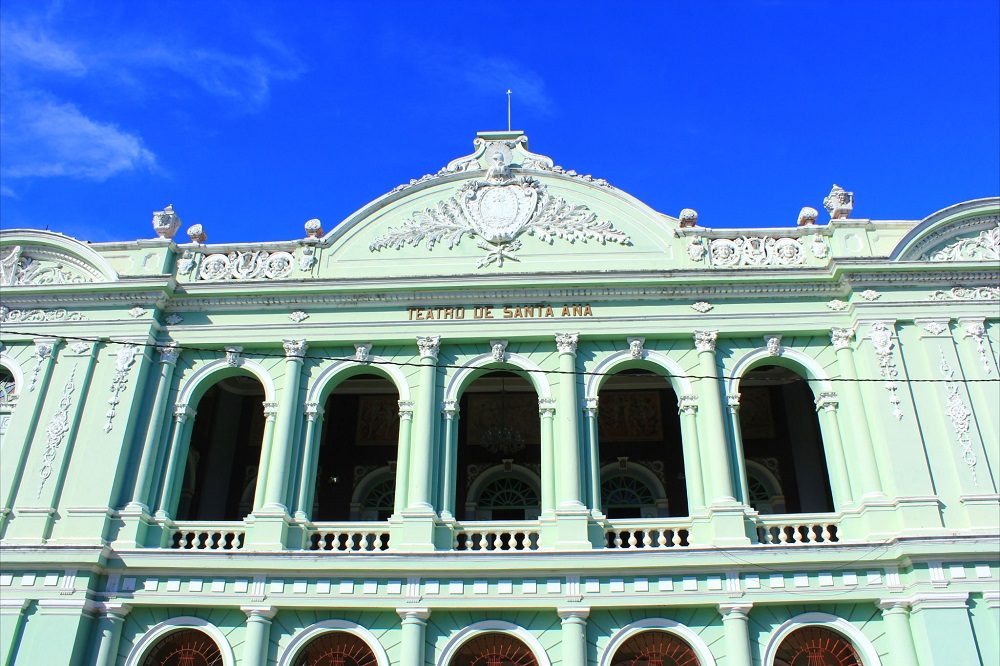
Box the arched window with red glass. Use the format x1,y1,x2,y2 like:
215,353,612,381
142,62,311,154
774,626,863,666
141,628,224,666
608,630,701,666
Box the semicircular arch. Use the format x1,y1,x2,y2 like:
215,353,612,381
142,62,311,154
728,347,833,396
598,618,717,666
436,620,552,666
762,612,882,666
586,349,692,399
466,463,541,509
600,461,667,501
444,352,551,403
890,197,999,261
177,358,276,407
1,229,120,282
306,357,411,404
0,352,25,395
277,619,390,666
124,616,236,666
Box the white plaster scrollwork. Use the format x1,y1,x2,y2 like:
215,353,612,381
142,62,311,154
355,343,372,363
225,346,243,368
0,245,92,286
927,223,1000,262
964,320,993,374
691,301,713,313
176,250,197,276
826,299,848,312
104,343,138,433
814,392,839,412
0,307,85,323
283,339,308,359
416,335,441,360
707,236,804,267
627,337,645,360
298,245,317,271
490,340,508,363
687,237,707,262
39,365,76,497
870,321,903,421
921,320,950,336
859,289,881,301
198,250,296,281
938,348,977,485
555,332,579,355
28,340,55,392
165,313,183,325
830,327,854,350
678,394,698,416
765,335,782,357
693,330,717,353
289,310,309,323
370,159,631,268
159,343,180,365
928,286,1000,301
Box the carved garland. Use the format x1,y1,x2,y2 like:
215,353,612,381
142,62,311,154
27,341,54,392
965,321,994,374
0,307,85,323
938,349,977,485
104,343,138,433
38,366,76,497
869,321,903,421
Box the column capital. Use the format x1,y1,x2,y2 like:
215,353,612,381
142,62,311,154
173,403,195,423
263,401,279,421
718,602,753,618
158,342,180,365
283,339,308,359
538,397,556,418
416,335,441,360
830,327,855,349
584,396,599,415
914,318,952,338
555,332,579,355
725,392,740,413
442,399,459,419
679,394,698,415
398,399,415,420
33,337,60,357
241,605,277,621
814,391,839,412
877,599,911,613
958,317,986,336
909,592,970,611
95,601,132,619
693,330,717,353
396,608,431,622
304,402,323,422
557,607,590,622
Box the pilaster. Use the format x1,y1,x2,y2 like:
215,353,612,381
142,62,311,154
0,599,29,666
908,593,980,666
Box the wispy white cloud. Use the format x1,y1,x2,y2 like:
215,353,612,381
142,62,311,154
1,91,156,181
0,20,86,76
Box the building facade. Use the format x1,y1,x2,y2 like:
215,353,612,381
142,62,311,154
0,131,998,665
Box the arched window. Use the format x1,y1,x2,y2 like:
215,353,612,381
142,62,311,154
0,365,16,437
737,366,833,514
291,632,379,666
313,374,399,521
456,371,541,521
774,626,863,666
609,630,701,666
450,633,539,666
596,370,686,518
177,376,265,521
141,628,223,666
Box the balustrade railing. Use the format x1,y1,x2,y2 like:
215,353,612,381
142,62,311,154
169,522,246,550
453,521,541,551
308,523,390,552
603,518,692,549
752,514,841,545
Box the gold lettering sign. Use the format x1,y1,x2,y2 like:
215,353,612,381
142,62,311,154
406,304,594,321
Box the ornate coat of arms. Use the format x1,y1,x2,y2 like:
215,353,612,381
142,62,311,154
369,153,632,268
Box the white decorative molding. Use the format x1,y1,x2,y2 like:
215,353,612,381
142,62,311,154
104,343,138,433
288,310,309,323
370,157,631,268
127,306,145,319
764,335,782,356
489,339,508,363
354,343,372,363
599,618,718,666
187,224,207,244
164,313,183,325
283,339,307,359
68,341,90,355
870,321,903,420
584,396,599,415
725,393,740,413
679,208,699,227
810,234,829,259
158,343,180,365
28,339,55,392
678,394,698,416
823,184,854,220
691,301,713,313
0,307,85,323
397,400,415,420
224,346,243,368
0,245,95,286
830,327,854,349
938,348,977,485
627,337,645,360
814,391,839,412
706,236,805,267
555,332,579,355
928,286,1000,301
859,289,881,301
927,223,999,262
197,250,296,281
39,366,76,497
442,399,459,419
276,619,390,666
298,245,317,271
538,397,556,418
688,237,707,262
304,402,321,423
693,330,717,353
304,218,324,238
920,319,950,336
262,402,279,421
963,320,993,374
416,335,441,360
826,299,848,311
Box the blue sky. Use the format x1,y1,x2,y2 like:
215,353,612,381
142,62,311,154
1,2,997,243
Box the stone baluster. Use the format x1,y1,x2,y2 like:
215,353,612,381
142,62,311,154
262,340,308,511
128,343,180,512
407,336,440,513
293,402,323,521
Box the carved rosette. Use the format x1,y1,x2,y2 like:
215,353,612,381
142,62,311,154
555,332,579,355
693,330,717,353
416,335,441,360
870,321,903,421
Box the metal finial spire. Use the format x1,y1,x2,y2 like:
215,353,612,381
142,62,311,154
506,89,512,131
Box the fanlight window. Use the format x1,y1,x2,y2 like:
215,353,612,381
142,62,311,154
291,632,379,666
359,478,395,520
451,632,539,666
602,475,657,515
774,627,862,666
610,630,700,666
142,629,223,666
0,367,15,437
478,477,538,514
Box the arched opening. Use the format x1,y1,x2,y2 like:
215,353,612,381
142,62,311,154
596,370,686,518
141,628,223,666
177,376,266,521
449,632,539,666
774,626,863,666
290,632,379,666
609,630,701,666
313,374,399,521
457,371,541,521
737,366,833,514
0,365,16,437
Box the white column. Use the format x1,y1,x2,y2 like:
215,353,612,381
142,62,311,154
439,400,459,520
397,608,430,666
294,402,323,520
555,333,585,511
539,397,556,517
557,608,589,666
718,603,753,666
128,343,180,511
584,397,602,516
678,394,705,511
241,606,276,666
92,603,130,666
877,600,919,666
